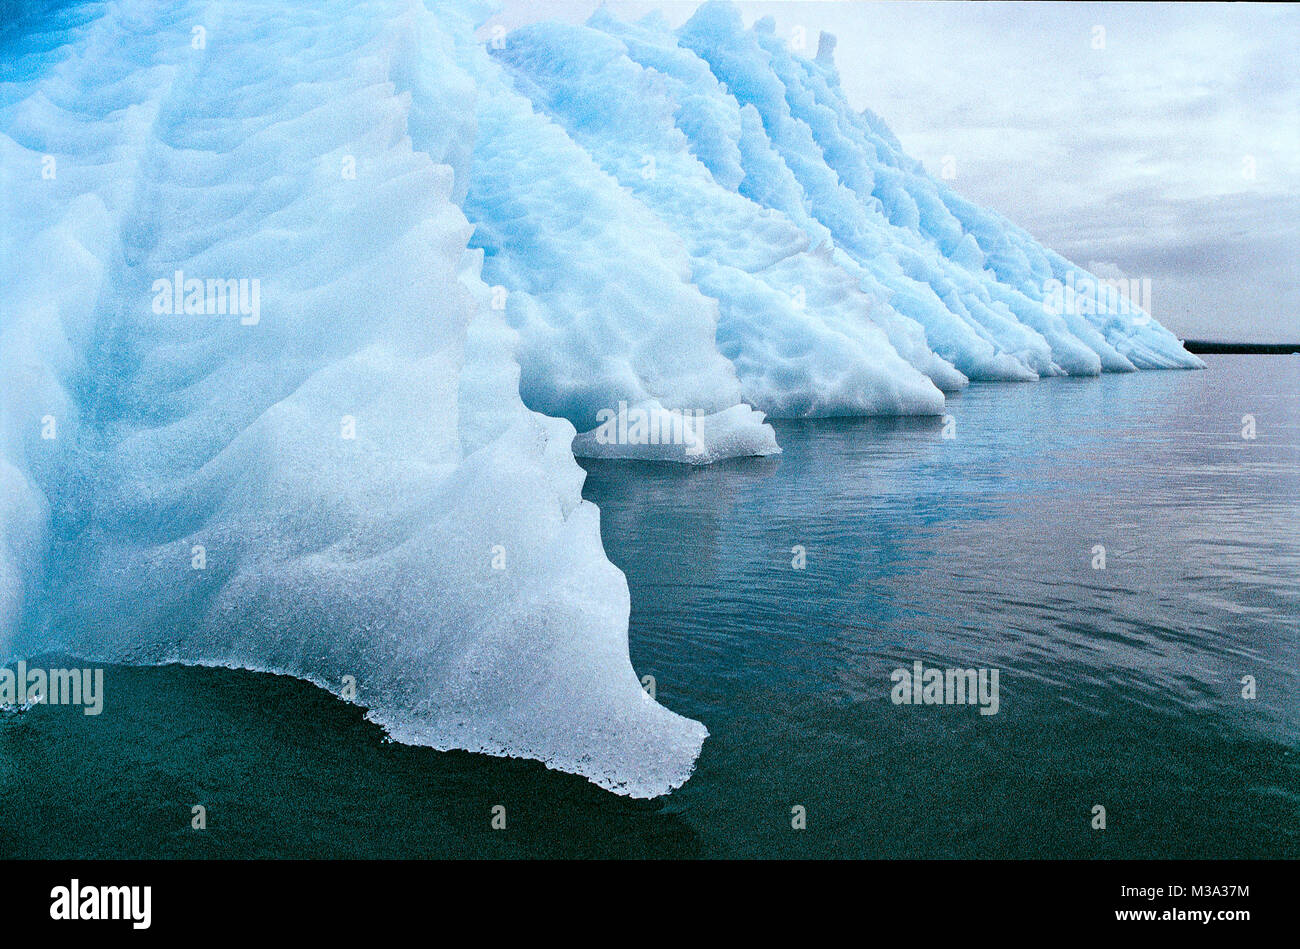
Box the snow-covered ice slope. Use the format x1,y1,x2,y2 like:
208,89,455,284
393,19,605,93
0,0,1200,797
0,0,705,797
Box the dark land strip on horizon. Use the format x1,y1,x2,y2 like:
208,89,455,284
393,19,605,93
1181,340,1300,354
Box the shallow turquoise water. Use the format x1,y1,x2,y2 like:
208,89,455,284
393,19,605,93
2,355,1296,858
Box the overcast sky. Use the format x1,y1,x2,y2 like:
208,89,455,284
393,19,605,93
487,1,1299,343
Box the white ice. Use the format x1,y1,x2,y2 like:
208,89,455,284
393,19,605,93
0,0,705,797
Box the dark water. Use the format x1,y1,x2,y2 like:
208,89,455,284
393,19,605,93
3,355,1297,858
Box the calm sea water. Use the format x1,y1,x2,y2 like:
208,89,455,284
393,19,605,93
2,355,1296,858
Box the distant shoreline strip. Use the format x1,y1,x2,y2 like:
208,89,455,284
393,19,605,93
1182,340,1300,354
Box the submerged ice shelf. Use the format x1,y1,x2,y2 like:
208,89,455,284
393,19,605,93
1,0,1200,796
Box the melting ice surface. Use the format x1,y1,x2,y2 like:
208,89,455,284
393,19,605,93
0,0,1200,796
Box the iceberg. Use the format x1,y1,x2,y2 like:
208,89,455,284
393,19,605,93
0,0,1200,796
0,0,705,797
483,2,1202,400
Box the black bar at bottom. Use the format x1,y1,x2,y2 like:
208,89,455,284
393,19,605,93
0,859,1283,935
